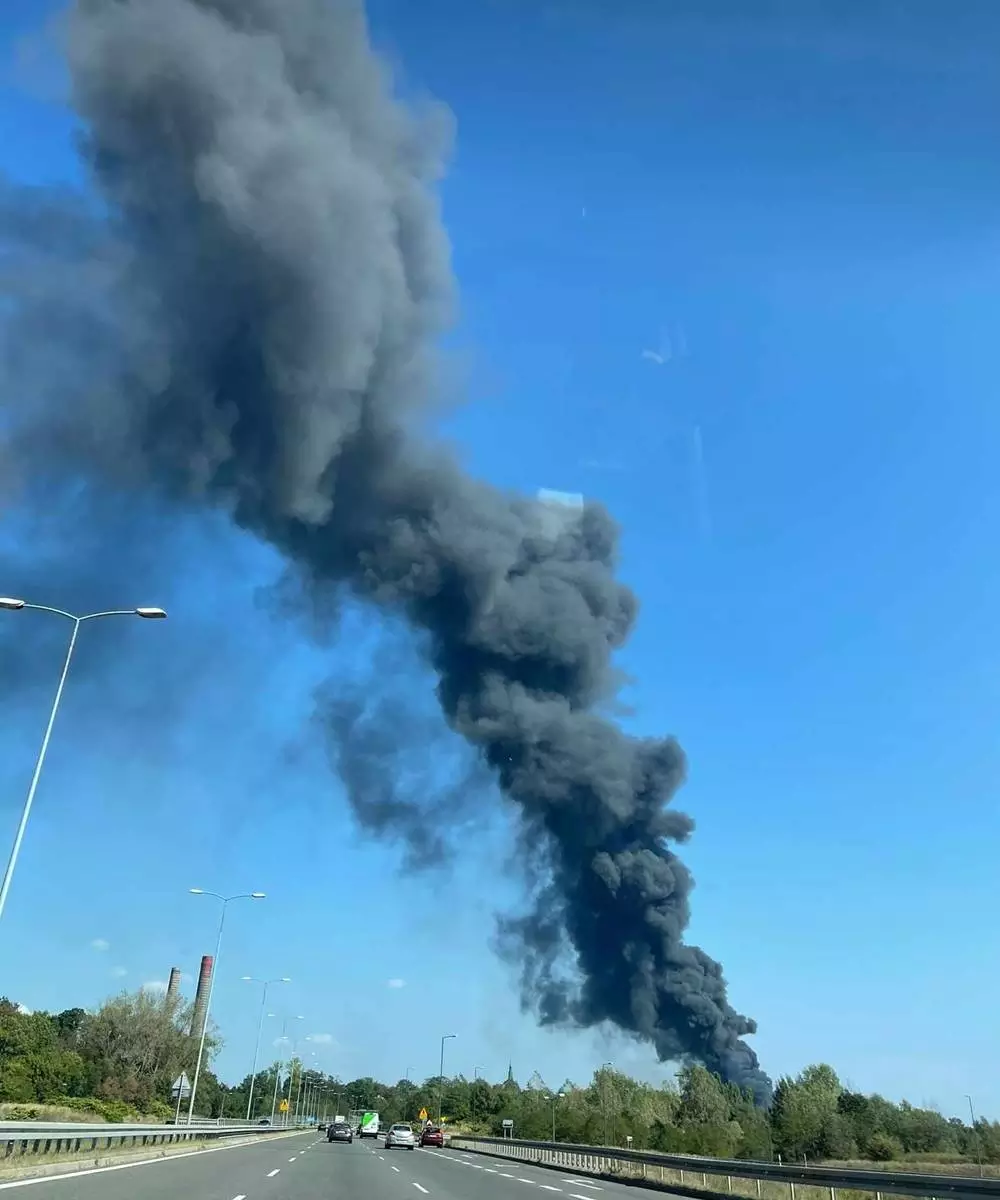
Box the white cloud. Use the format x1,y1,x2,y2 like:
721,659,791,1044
111,966,128,978
387,978,406,990
309,1033,335,1045
641,348,666,365
15,1003,32,1015
90,938,110,952
142,980,168,993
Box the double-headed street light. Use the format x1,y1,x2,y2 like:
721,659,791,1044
550,1090,566,1141
243,976,290,1120
0,599,166,924
186,889,266,1123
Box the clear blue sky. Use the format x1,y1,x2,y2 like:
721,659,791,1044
2,0,999,1118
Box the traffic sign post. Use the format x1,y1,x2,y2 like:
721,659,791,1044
171,1073,191,1125
418,1108,428,1122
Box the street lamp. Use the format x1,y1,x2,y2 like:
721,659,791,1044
550,1091,565,1141
966,1094,984,1177
242,976,290,1120
269,1015,305,1123
438,1034,456,1124
185,889,265,1123
0,600,167,924
601,1062,614,1146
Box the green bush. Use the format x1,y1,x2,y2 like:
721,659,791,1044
145,1100,174,1123
55,1096,140,1123
867,1132,905,1161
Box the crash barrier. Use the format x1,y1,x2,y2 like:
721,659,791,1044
447,1136,1000,1200
0,1119,293,1164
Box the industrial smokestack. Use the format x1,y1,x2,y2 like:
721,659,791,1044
189,956,213,1041
165,967,181,1005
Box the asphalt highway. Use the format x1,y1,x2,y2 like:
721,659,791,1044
0,1129,648,1200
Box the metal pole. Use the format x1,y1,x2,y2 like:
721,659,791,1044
246,981,270,1120
966,1095,984,1177
187,901,227,1124
270,1061,282,1123
438,1034,455,1124
0,617,80,923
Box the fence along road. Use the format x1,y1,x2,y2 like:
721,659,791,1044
0,1119,293,1168
448,1136,1000,1200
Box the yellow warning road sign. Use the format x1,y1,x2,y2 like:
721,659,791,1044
418,1108,428,1121
279,1099,289,1113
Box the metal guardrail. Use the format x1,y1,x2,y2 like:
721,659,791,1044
448,1136,1000,1200
0,1119,293,1164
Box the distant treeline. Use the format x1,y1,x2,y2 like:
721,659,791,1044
1,992,994,1165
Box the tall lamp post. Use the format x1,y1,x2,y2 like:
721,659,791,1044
966,1094,985,1177
473,1066,485,1123
0,599,166,924
601,1062,614,1146
550,1091,565,1141
269,1014,305,1123
242,976,290,1120
438,1034,456,1124
186,888,266,1123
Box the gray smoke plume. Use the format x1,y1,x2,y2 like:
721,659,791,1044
0,0,769,1100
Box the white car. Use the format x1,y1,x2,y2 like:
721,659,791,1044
385,1123,416,1150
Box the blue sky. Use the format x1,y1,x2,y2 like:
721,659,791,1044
2,0,1000,1117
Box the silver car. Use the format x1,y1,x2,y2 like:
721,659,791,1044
385,1123,416,1150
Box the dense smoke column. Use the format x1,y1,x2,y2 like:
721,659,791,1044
4,0,769,1099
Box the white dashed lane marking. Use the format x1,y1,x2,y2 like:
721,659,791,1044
267,1168,280,1177
391,1165,401,1172
413,1185,429,1194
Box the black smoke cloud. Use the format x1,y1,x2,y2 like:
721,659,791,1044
0,0,770,1100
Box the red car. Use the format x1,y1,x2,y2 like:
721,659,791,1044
420,1126,444,1148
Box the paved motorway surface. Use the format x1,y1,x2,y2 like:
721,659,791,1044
0,1130,647,1200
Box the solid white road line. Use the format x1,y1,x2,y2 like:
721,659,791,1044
267,1168,280,1177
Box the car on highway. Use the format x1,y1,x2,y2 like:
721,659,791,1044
385,1123,416,1150
317,1122,327,1132
419,1125,444,1148
257,1118,271,1127
328,1120,353,1144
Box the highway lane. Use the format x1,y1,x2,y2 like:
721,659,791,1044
421,1143,660,1200
0,1127,668,1200
0,1130,315,1199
